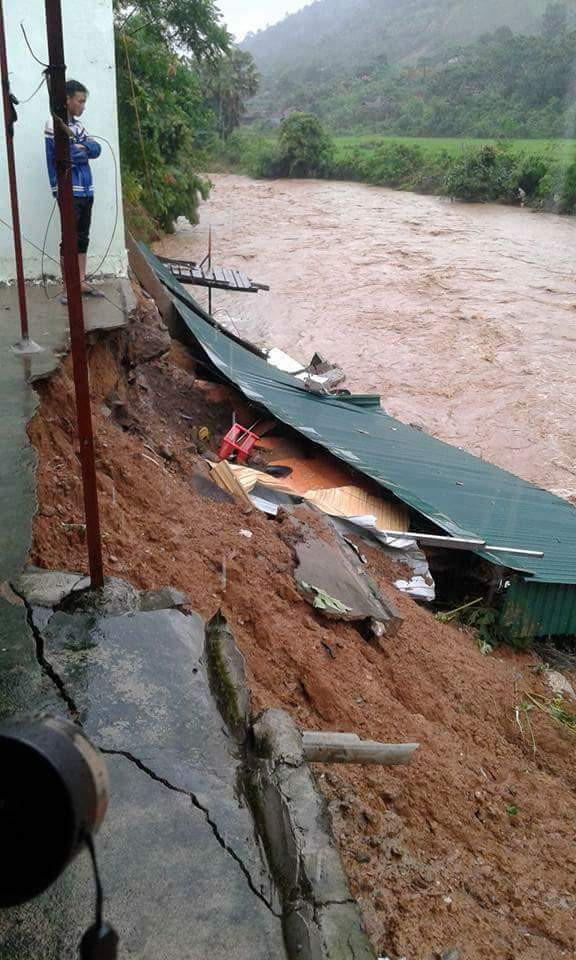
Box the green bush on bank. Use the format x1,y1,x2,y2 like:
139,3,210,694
442,144,521,202
218,121,576,212
218,115,334,178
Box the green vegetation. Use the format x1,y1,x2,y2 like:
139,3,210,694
224,2,576,213
436,597,527,655
113,0,259,235
112,0,576,229
516,690,576,755
206,617,243,736
201,49,260,140
333,135,576,161
246,113,335,178
244,2,576,140
218,125,576,212
243,0,557,103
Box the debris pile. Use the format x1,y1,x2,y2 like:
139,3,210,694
139,241,576,643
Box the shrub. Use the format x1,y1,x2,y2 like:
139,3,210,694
558,159,576,213
356,142,424,187
516,153,552,197
442,144,520,202
248,142,284,178
116,23,214,231
276,113,335,177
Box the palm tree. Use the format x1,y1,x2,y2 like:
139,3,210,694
205,48,260,139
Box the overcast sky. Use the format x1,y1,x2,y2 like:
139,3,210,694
216,0,308,40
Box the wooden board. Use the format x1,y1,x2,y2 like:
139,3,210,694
162,257,267,294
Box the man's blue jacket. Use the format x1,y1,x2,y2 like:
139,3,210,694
45,117,101,197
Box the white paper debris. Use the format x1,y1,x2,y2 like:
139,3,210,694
395,575,436,601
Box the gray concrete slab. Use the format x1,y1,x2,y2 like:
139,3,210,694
0,595,64,723
11,569,88,607
252,710,376,960
0,755,283,960
36,606,276,895
0,586,287,959
0,280,131,382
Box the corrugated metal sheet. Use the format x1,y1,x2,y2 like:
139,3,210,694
143,247,576,599
503,581,576,638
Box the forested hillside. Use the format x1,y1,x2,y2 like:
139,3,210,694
243,0,576,136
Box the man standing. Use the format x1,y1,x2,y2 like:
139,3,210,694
45,79,103,303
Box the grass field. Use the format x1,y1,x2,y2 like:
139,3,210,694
333,135,576,162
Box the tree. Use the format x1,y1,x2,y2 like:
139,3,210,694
203,49,260,139
541,3,569,39
276,113,335,177
114,0,231,62
113,1,231,233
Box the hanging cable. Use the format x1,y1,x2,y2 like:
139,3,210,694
17,73,47,105
0,207,126,316
85,135,120,281
40,199,61,301
120,29,154,204
19,22,50,68
84,831,104,930
0,213,59,266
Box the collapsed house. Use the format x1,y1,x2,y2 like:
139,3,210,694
134,243,576,641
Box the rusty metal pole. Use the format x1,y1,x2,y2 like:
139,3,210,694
45,0,104,588
0,0,41,354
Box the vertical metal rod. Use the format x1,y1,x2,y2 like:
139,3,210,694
0,0,29,342
208,225,212,316
45,0,104,588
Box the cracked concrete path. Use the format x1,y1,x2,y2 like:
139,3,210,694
1,579,287,959
1,754,283,960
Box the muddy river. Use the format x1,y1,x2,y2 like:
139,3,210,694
158,173,576,499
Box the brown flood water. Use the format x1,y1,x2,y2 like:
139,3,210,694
158,173,576,499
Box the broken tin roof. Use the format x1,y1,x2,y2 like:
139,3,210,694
143,245,576,587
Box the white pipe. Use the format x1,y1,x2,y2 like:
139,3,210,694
380,531,544,558
302,737,420,766
485,545,544,558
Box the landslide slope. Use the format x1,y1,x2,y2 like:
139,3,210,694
28,298,576,960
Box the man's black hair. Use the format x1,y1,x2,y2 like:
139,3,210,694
66,80,88,98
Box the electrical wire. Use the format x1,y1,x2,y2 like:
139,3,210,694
17,74,47,105
0,212,59,267
84,831,104,930
40,199,62,301
120,29,154,203
0,213,126,316
85,135,120,281
19,22,50,68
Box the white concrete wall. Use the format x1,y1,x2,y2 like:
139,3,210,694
0,0,126,282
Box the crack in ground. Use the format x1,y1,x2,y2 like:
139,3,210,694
101,747,282,919
19,596,82,724
16,595,282,922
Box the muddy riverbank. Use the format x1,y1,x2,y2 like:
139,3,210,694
157,174,576,501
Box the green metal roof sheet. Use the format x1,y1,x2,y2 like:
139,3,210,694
143,246,576,587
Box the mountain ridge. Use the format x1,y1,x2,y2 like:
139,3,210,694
242,0,568,121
